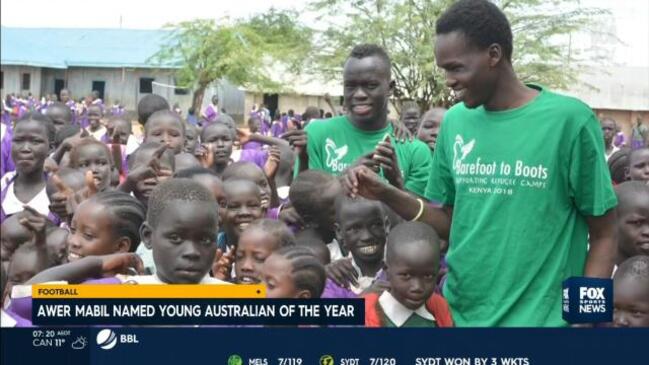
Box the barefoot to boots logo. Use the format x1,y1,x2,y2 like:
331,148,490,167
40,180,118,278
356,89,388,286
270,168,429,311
325,138,349,173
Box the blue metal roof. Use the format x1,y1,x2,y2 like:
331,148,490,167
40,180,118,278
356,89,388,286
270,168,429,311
1,27,178,69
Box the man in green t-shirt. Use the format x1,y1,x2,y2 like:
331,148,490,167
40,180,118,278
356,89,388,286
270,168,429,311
282,45,433,199
343,0,617,327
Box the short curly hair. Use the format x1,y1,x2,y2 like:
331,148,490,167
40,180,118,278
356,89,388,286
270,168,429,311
146,178,217,228
436,0,513,62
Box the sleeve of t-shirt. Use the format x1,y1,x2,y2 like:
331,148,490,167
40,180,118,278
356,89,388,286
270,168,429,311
425,124,455,205
569,115,618,216
403,142,434,200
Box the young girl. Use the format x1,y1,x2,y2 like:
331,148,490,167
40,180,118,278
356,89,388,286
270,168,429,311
219,179,265,250
68,139,113,193
612,256,649,328
201,95,220,126
1,113,56,224
67,191,146,262
231,219,296,284
85,104,106,141
222,161,279,214
261,245,326,299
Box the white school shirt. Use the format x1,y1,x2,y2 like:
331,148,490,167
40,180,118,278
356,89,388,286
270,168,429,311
1,171,51,217
378,291,435,327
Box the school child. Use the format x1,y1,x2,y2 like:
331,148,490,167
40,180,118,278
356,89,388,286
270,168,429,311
187,107,199,126
66,191,145,262
102,116,132,146
600,117,620,161
614,182,649,266
612,255,649,327
261,245,326,299
131,94,170,155
85,104,106,140
45,102,73,135
400,102,421,135
58,89,77,125
230,219,296,284
184,123,199,154
219,179,264,251
1,121,14,178
608,149,631,185
202,95,220,126
68,139,113,193
417,108,446,153
244,116,264,150
322,196,389,298
223,161,278,213
144,109,186,155
1,113,56,224
289,170,341,257
110,100,125,117
199,122,267,176
628,148,649,182
364,221,453,327
120,143,175,207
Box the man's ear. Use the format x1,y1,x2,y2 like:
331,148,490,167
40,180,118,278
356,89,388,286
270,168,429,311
487,43,503,68
140,222,153,250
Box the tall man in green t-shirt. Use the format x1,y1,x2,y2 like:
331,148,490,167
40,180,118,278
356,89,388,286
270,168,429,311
343,0,618,327
283,45,433,198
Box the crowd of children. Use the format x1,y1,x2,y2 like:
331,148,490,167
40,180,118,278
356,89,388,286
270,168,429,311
1,0,649,329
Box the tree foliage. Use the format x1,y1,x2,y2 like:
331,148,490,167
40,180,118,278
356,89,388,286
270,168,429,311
307,0,609,110
150,10,312,111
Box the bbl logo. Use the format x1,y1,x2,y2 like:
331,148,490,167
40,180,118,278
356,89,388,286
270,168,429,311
562,277,613,323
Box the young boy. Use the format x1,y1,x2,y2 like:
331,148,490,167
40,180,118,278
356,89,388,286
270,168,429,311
601,117,620,161
613,255,649,327
628,148,649,183
85,105,106,141
121,142,175,207
322,196,389,298
614,181,649,265
417,108,446,154
400,102,421,135
45,102,73,135
364,222,453,327
219,179,264,250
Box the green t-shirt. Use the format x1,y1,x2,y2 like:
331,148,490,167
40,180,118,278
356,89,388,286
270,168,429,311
427,86,617,327
304,115,433,198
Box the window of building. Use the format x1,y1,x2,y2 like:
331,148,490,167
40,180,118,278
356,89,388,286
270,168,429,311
21,73,31,90
174,78,189,95
139,78,154,93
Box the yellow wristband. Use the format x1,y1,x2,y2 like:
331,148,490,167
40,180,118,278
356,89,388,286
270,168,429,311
410,198,425,222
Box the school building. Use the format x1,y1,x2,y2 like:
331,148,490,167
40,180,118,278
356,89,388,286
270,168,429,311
564,65,649,137
0,27,342,124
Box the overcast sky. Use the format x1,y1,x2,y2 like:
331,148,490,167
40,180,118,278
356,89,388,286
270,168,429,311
2,0,647,67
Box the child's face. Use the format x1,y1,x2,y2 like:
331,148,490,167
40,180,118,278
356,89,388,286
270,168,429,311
224,183,263,242
613,276,649,327
11,120,50,175
0,216,32,270
232,165,272,209
74,144,112,191
600,119,616,145
46,107,71,134
386,241,439,310
337,200,388,266
67,200,123,262
261,253,304,298
112,119,132,145
617,193,649,257
248,118,261,133
629,149,649,182
87,106,102,129
144,201,218,284
417,110,444,151
146,116,185,154
132,150,174,204
184,126,198,153
401,107,421,135
235,228,279,284
60,91,69,102
202,125,234,165
192,174,225,222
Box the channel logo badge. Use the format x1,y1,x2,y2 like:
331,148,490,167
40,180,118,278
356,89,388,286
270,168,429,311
562,277,612,323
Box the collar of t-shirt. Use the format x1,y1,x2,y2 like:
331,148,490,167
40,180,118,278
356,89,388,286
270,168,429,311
2,174,51,217
378,290,435,327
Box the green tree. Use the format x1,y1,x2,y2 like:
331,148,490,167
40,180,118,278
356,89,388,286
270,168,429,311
151,10,312,112
308,0,608,110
